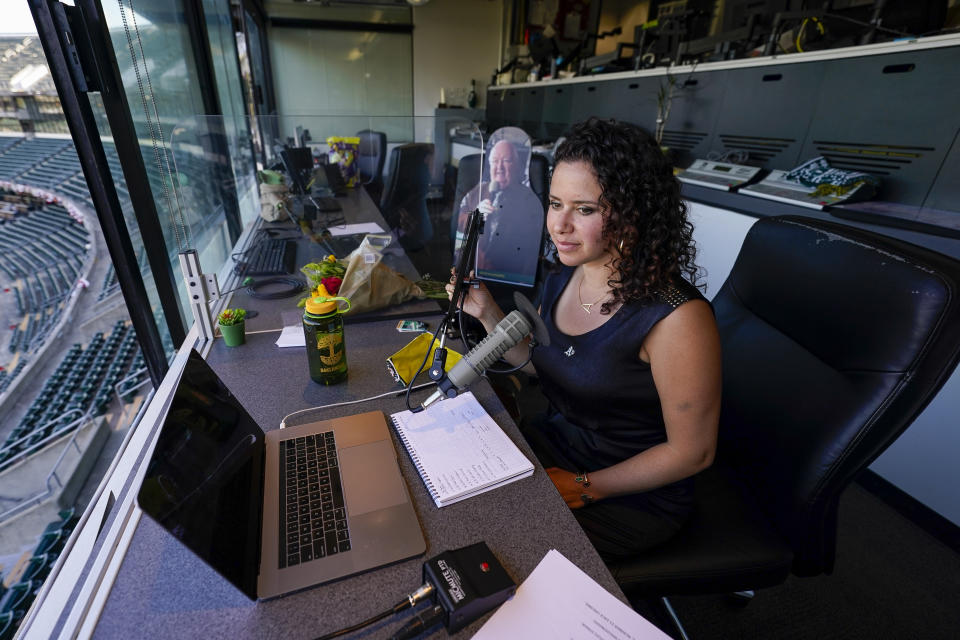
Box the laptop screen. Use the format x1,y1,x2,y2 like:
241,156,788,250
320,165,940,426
137,350,265,599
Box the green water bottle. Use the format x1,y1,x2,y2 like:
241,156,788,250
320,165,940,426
303,284,350,385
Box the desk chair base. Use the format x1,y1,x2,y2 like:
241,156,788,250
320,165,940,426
661,597,690,640
658,591,754,640
730,590,755,604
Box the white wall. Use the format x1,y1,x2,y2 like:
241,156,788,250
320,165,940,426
268,28,413,119
687,201,756,298
870,374,960,525
689,203,960,527
412,0,503,116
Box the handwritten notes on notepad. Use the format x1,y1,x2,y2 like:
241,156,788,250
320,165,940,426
390,392,533,507
474,549,670,640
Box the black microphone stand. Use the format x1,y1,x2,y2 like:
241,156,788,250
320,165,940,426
427,207,484,394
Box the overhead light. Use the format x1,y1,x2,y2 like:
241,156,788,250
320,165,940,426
407,0,430,6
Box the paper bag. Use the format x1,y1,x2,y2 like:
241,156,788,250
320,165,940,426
259,181,289,222
339,234,423,315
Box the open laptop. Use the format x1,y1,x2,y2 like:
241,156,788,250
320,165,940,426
136,349,425,600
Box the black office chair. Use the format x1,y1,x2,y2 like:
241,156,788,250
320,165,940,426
356,129,386,204
379,143,435,253
609,215,960,636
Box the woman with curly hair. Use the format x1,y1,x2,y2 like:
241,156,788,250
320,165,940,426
449,118,721,558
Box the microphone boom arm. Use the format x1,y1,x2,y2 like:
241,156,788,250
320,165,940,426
420,207,549,410
445,207,484,329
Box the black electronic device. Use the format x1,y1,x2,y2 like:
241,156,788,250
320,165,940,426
580,41,642,75
648,0,715,64
421,541,516,634
280,146,313,195
321,161,348,197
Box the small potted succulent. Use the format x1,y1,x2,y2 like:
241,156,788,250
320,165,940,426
217,308,247,347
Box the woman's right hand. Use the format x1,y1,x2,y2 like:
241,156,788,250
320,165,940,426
445,270,503,330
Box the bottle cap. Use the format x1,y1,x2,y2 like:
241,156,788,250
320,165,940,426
305,284,338,314
305,284,351,315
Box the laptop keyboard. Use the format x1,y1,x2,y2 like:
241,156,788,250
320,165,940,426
278,432,351,569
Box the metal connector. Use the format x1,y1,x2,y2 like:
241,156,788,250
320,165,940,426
407,582,435,608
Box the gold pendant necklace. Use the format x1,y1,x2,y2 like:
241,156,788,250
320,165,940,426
577,273,606,314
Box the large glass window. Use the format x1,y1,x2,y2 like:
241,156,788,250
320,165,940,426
96,0,259,337
203,0,259,229
0,21,154,633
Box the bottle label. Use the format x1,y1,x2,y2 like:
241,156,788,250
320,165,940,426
315,332,345,370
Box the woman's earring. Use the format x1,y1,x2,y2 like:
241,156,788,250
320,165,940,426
618,239,625,254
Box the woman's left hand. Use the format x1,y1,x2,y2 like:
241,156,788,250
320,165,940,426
546,467,593,509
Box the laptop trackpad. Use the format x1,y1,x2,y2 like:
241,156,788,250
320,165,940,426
339,440,409,517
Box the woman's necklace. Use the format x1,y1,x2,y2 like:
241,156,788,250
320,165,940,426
577,272,607,314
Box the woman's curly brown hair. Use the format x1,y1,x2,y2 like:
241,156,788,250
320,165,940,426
552,118,701,313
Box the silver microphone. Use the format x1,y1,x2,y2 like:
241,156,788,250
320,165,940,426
421,310,532,409
489,180,503,212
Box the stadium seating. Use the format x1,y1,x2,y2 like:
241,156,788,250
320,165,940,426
0,323,143,469
0,508,79,638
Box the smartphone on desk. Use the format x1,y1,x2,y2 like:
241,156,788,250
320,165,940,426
396,320,428,333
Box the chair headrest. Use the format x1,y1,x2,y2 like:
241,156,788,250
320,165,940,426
724,216,953,372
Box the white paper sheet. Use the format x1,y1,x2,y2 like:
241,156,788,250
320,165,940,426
275,324,305,347
473,549,670,640
327,222,384,237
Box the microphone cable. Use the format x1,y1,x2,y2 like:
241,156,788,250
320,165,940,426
389,605,445,640
312,583,435,640
404,316,448,413
279,381,435,428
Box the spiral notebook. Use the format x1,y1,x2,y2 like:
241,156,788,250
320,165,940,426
390,392,534,507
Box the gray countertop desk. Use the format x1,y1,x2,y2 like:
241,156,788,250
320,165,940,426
238,187,437,331
91,188,627,639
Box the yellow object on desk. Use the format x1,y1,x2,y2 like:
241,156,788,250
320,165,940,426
387,332,462,386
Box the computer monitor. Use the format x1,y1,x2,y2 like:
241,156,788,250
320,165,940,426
280,146,313,195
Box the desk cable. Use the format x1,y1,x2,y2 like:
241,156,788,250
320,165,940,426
403,318,450,413
312,583,435,640
280,382,435,429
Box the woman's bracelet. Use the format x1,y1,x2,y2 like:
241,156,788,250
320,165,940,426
574,471,594,505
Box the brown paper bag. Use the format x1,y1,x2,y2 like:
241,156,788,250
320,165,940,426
339,234,423,315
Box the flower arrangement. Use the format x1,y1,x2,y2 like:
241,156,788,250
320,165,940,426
217,308,246,326
300,255,346,305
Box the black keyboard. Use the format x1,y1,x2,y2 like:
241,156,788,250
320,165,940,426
278,432,351,569
237,238,296,276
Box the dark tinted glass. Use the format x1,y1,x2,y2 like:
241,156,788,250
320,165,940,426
137,350,264,599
